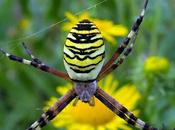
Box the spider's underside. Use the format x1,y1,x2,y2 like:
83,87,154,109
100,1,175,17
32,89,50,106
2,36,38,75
0,0,158,130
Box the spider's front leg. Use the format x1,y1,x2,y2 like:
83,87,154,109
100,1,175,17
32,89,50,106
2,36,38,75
0,43,70,80
95,87,158,130
97,31,138,81
27,88,77,130
98,0,149,80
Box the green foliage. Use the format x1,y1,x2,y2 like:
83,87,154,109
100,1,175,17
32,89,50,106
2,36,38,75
0,0,175,130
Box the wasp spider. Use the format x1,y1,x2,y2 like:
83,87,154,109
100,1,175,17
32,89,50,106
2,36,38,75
0,0,158,130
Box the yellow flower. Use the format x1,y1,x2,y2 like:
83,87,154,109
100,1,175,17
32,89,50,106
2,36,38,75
62,12,128,45
19,18,30,30
144,56,170,74
45,75,140,130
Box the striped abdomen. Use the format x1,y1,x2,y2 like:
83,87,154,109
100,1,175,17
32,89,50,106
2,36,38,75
64,19,105,82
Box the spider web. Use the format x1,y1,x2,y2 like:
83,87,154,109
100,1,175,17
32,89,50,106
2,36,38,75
0,0,107,59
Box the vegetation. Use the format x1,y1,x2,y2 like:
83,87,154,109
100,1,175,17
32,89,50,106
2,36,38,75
0,0,175,130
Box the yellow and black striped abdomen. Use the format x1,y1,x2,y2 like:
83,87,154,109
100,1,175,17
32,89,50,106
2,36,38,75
63,19,105,82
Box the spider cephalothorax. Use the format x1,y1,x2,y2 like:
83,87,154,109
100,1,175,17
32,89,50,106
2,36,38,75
0,0,158,130
74,81,97,103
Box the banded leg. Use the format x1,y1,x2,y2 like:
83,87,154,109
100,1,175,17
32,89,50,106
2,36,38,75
97,31,138,81
99,0,149,77
97,46,132,81
22,42,43,64
0,44,70,80
95,87,158,130
26,88,77,130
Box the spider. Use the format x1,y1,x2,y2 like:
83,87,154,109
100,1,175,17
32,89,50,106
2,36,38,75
0,0,158,130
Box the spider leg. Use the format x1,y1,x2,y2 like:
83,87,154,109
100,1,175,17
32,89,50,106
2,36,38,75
88,96,95,106
72,96,80,106
0,47,70,80
26,88,77,130
99,0,148,78
95,87,158,130
97,31,138,81
22,42,42,64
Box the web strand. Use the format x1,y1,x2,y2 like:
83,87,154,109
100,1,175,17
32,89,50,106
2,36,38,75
0,0,107,48
0,0,107,60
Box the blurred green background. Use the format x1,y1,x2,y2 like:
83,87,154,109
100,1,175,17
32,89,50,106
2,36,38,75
0,0,175,130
